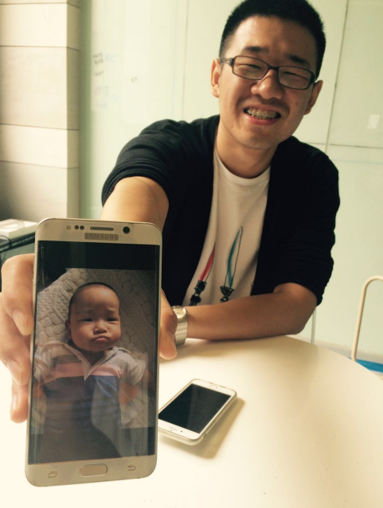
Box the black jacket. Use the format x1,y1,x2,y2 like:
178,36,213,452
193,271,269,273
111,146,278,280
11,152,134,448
102,116,340,305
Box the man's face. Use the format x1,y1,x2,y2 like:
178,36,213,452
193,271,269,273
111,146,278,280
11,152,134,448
66,285,121,353
212,16,323,167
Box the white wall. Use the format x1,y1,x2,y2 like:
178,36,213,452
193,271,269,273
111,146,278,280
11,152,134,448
314,0,383,356
79,0,188,218
0,0,80,222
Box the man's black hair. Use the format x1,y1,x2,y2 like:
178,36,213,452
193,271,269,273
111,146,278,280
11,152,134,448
219,0,326,77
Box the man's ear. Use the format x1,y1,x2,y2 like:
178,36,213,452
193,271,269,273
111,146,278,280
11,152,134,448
211,58,222,98
305,80,323,115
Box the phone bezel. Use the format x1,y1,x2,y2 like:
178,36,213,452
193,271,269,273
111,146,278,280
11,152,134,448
25,218,162,486
158,379,237,445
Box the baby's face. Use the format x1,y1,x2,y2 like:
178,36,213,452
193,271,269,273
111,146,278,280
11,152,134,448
66,285,121,353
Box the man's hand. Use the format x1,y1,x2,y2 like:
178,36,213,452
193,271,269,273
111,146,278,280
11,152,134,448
159,292,178,360
0,254,176,423
0,254,34,422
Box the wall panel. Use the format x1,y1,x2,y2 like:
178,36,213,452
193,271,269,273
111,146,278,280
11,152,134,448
0,162,77,221
0,125,78,168
0,47,69,129
0,4,68,47
316,147,383,354
79,0,186,218
0,1,80,222
328,0,383,148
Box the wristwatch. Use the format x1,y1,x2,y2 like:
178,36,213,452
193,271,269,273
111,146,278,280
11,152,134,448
172,305,188,346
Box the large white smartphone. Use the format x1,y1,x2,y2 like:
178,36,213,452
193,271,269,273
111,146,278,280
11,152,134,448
25,218,161,486
158,379,237,445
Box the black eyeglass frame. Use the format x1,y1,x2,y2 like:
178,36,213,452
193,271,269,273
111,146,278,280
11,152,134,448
219,55,317,90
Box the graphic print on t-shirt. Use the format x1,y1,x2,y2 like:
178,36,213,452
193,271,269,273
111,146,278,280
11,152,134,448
184,150,270,306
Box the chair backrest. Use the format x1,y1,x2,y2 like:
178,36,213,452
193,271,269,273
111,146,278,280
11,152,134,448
352,276,383,366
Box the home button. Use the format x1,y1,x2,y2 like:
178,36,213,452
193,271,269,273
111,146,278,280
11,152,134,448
80,464,108,477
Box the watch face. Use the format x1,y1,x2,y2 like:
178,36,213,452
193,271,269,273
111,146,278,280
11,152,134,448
173,306,187,320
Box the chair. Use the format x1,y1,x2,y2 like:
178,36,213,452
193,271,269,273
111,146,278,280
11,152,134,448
352,275,383,378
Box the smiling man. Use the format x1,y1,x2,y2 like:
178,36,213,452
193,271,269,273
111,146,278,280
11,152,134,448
101,0,339,347
0,0,340,422
214,15,323,170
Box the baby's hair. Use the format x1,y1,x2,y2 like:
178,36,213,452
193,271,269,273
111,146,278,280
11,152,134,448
68,282,119,319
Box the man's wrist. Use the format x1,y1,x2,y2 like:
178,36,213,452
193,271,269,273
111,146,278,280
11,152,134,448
171,306,188,346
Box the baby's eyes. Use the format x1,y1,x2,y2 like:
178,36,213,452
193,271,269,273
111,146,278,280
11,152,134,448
79,317,119,322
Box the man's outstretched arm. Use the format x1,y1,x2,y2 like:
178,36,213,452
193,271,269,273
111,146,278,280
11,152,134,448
186,283,317,341
0,176,176,422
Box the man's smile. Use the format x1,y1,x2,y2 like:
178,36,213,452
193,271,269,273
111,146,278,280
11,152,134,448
244,107,281,120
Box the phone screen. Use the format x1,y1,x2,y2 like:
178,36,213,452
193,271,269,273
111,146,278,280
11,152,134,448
28,239,160,465
159,384,231,433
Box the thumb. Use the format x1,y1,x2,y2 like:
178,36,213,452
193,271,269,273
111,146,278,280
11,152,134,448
159,291,177,360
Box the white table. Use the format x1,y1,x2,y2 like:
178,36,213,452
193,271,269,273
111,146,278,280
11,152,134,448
1,336,383,507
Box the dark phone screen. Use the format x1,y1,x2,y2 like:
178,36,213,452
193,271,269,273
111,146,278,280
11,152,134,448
28,240,160,464
159,384,231,433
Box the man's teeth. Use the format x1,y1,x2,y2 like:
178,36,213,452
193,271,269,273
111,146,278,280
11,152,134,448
245,108,279,119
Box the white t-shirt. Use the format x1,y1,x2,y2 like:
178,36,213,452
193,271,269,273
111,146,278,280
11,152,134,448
183,150,270,306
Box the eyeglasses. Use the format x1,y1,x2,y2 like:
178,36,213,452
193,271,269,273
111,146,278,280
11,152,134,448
219,55,316,90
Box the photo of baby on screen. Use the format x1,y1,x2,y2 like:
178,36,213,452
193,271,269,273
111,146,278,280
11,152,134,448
29,268,157,464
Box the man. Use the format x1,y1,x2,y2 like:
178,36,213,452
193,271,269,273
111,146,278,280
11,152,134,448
0,0,339,422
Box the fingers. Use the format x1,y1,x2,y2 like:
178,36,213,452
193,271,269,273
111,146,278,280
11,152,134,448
10,381,29,423
159,291,177,360
0,293,31,422
0,291,32,379
1,254,35,336
0,254,35,422
0,300,31,422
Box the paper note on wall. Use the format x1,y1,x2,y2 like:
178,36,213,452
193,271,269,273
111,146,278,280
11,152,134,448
91,0,123,112
367,115,380,130
91,51,122,112
90,0,178,118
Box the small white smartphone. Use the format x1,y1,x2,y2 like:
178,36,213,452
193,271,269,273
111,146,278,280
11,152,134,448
158,379,237,445
25,218,161,486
